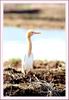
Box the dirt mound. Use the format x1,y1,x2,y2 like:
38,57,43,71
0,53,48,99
3,61,65,96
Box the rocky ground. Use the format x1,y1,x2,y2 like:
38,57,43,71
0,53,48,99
3,59,65,96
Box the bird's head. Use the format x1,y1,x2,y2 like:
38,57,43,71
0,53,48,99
27,29,40,38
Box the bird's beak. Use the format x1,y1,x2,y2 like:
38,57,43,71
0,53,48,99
32,32,40,35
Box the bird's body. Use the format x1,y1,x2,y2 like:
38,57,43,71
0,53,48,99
24,53,33,73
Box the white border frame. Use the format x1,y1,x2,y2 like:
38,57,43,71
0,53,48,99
1,0,68,100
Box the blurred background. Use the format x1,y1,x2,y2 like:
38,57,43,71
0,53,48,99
3,3,66,61
4,3,65,29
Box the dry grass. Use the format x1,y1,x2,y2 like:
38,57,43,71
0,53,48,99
4,18,65,29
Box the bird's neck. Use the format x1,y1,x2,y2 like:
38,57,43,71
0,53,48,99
27,37,32,56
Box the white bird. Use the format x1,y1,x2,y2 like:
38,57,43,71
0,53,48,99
22,29,40,75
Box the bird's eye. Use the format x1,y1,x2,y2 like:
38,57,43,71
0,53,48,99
32,32,35,34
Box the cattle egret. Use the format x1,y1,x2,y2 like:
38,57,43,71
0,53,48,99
22,30,40,75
